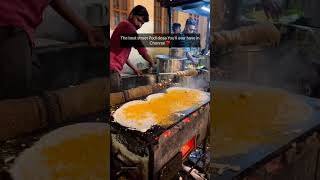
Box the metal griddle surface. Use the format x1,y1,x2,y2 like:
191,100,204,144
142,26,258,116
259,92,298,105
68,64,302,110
109,89,210,145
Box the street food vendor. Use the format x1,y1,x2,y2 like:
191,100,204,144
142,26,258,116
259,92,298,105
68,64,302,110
110,5,155,92
171,23,184,48
182,18,201,65
172,23,181,34
0,0,105,100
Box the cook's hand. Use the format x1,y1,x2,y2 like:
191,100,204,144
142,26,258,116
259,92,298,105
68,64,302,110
191,57,199,65
148,61,155,73
149,61,155,68
262,0,281,20
87,27,105,48
134,69,143,77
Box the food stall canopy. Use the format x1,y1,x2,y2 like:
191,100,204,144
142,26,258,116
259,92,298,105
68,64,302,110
160,0,210,17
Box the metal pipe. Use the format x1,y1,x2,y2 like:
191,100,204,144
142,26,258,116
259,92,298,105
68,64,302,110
168,7,172,33
205,18,210,54
159,73,176,75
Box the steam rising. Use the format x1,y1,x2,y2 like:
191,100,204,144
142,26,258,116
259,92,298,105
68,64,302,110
215,42,318,95
178,75,210,91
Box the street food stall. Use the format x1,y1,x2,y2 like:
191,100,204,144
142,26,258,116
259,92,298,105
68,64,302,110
109,0,211,179
117,0,210,91
211,1,320,179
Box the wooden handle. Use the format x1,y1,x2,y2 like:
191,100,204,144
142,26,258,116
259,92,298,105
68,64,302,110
110,81,173,106
0,97,47,141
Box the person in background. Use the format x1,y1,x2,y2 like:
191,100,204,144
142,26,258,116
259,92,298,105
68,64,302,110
182,18,200,65
110,5,155,92
0,0,105,100
171,23,183,48
172,23,181,34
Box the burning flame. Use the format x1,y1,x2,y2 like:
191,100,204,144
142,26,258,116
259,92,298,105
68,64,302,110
181,137,195,159
183,118,192,123
164,130,173,138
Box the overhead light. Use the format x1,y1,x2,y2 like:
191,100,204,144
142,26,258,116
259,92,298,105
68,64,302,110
201,6,210,12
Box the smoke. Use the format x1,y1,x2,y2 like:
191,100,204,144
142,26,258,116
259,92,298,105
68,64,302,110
178,75,210,91
216,41,318,95
146,74,157,84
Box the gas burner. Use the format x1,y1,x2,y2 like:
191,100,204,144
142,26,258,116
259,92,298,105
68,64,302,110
188,149,210,169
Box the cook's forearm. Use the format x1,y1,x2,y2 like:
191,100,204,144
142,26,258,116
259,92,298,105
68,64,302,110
186,52,195,63
50,0,92,34
136,47,154,66
142,54,154,65
126,60,138,72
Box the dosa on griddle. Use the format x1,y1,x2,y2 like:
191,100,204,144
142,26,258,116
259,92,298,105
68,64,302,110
211,82,313,158
10,123,110,180
112,87,209,132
